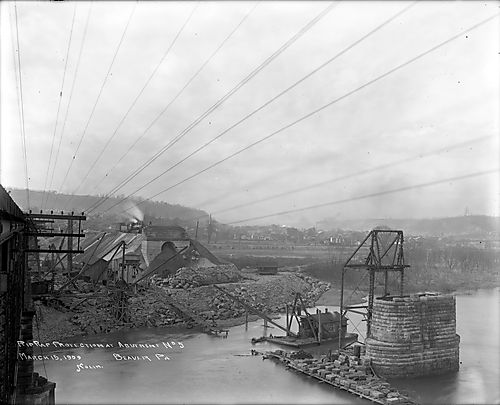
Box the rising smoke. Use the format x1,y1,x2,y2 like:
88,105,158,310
122,200,144,223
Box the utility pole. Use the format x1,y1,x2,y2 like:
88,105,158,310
207,214,213,244
121,241,126,282
67,218,73,277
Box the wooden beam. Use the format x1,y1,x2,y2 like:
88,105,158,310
26,213,86,220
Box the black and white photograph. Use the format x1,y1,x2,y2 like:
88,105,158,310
0,1,498,404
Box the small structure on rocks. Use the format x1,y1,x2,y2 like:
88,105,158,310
257,264,279,275
298,309,347,340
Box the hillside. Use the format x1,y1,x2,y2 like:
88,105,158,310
7,188,209,223
317,215,499,237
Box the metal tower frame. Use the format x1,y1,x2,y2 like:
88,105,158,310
338,229,410,349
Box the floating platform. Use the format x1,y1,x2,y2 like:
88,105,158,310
261,332,358,348
263,350,419,405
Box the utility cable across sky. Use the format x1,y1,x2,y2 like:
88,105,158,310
226,169,499,225
89,1,416,215
85,1,337,214
105,11,499,217
65,2,201,204
197,135,493,219
85,1,261,203
41,3,77,210
58,2,138,201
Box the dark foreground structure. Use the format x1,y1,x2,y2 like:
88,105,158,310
1,185,60,404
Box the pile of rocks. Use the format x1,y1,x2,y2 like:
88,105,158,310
155,264,243,289
167,272,331,322
289,350,413,403
128,288,188,328
37,268,331,339
204,290,247,320
37,284,190,341
294,272,331,306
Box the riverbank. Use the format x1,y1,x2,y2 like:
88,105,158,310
315,282,500,307
35,261,496,342
35,268,330,342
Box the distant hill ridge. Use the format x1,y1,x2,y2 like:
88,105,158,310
7,188,208,222
318,215,500,237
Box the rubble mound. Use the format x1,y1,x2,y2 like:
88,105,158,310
159,264,244,289
37,267,331,340
168,272,331,321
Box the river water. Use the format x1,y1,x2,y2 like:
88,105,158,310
34,288,499,404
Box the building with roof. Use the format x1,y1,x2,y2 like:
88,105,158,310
298,309,347,340
141,225,189,266
74,232,143,284
73,225,223,284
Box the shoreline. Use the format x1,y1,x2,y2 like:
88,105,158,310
35,283,499,343
316,281,500,306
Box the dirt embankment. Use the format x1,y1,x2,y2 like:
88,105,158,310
164,270,330,322
35,266,330,342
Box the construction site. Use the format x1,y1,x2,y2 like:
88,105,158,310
1,185,467,405
2,1,498,404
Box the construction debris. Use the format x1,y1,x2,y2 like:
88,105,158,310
35,268,331,341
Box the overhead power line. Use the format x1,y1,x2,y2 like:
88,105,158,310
108,11,499,216
58,2,138,201
13,1,30,209
47,3,93,210
226,169,499,225
8,5,23,184
41,3,77,210
85,1,336,214
89,1,415,214
204,135,494,216
86,1,260,203
68,2,200,200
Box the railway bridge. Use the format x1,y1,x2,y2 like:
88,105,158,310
1,185,85,404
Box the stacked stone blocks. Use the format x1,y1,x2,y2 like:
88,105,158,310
366,293,460,377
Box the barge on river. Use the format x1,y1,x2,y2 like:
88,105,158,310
254,332,358,348
263,349,419,405
251,293,358,348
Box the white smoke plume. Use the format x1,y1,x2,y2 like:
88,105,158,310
122,200,144,223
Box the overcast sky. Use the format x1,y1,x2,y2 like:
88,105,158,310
1,1,498,226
